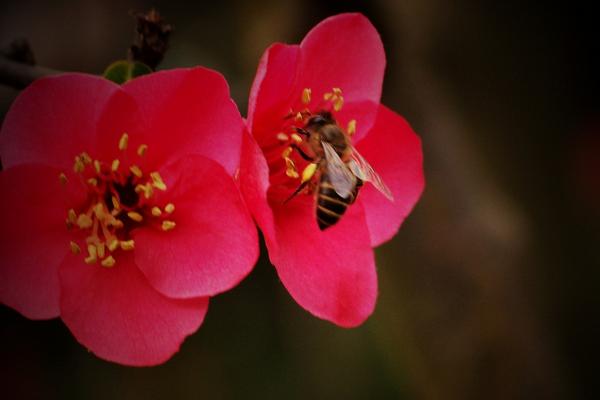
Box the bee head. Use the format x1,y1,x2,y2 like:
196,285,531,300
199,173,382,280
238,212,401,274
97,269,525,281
306,111,335,129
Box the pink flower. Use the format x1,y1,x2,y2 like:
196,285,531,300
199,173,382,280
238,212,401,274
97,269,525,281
0,68,258,365
240,14,424,327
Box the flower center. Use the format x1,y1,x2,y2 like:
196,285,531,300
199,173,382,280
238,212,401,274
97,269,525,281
268,87,356,194
61,133,176,268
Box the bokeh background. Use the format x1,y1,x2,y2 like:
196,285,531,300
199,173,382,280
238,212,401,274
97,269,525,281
1,1,599,399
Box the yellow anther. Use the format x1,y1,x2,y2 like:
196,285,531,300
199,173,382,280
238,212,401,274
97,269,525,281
333,87,342,95
333,96,344,112
80,152,92,164
277,132,289,141
111,159,120,172
161,220,176,231
87,178,98,186
127,211,143,222
101,256,116,268
164,203,175,214
84,244,97,264
111,196,120,210
295,112,304,122
59,173,68,185
150,172,167,191
291,133,303,144
130,165,143,178
94,160,102,174
151,206,162,217
347,119,357,136
118,133,129,151
120,240,135,251
96,242,106,258
137,144,148,157
70,241,81,254
323,92,333,101
302,163,318,183
93,203,105,218
282,147,293,158
107,238,119,252
112,220,124,229
77,214,93,229
68,209,77,223
302,88,312,104
285,157,299,179
135,183,153,199
73,158,85,173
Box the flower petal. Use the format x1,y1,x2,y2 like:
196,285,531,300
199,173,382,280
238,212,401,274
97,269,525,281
0,165,79,319
355,105,425,246
268,195,377,327
0,74,122,170
133,155,258,298
59,251,208,366
298,13,385,105
121,67,244,175
247,43,300,141
239,132,277,250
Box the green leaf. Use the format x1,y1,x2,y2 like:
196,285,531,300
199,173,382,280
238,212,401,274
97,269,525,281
103,60,153,84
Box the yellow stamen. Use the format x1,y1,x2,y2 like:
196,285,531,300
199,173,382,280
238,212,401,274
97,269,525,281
94,160,102,174
70,241,81,254
285,157,299,179
137,144,148,157
101,256,116,268
59,173,68,185
151,206,162,217
323,92,333,101
347,119,356,136
73,158,85,173
150,172,167,191
127,211,143,222
80,152,92,164
282,147,293,158
118,133,129,151
87,178,98,186
107,238,119,252
291,133,303,144
295,112,303,122
302,163,318,183
164,203,175,214
333,96,344,112
130,165,143,178
135,183,153,199
332,87,342,95
112,220,124,229
111,196,120,210
302,88,311,104
120,240,135,251
277,133,289,141
68,209,77,223
111,159,120,172
84,244,97,264
96,242,106,259
162,220,176,231
77,214,93,229
93,203,106,219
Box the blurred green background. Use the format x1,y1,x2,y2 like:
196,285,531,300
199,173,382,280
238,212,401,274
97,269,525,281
1,1,599,399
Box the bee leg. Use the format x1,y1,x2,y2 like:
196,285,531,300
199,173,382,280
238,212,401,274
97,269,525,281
284,180,311,204
293,127,310,137
291,144,314,161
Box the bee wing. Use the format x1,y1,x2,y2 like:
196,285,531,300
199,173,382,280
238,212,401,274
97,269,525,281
347,145,394,201
321,141,357,199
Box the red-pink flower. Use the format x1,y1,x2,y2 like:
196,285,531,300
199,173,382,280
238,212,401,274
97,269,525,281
241,13,424,327
0,68,258,365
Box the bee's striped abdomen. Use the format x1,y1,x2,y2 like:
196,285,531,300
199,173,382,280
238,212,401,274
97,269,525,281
316,174,361,230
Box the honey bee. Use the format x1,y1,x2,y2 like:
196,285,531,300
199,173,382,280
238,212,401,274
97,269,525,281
286,110,393,230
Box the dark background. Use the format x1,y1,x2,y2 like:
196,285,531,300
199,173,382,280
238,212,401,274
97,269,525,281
1,1,599,399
